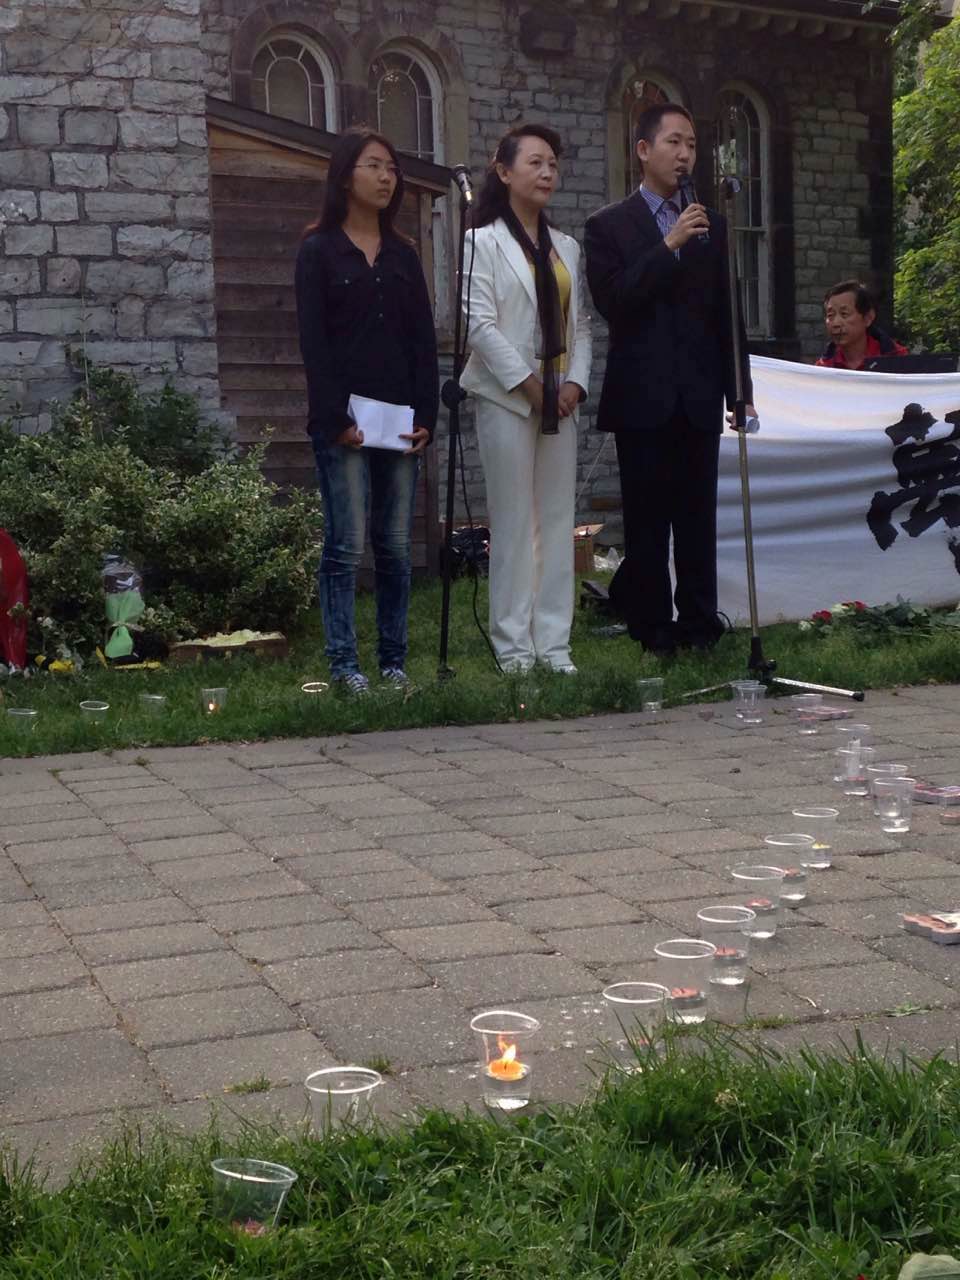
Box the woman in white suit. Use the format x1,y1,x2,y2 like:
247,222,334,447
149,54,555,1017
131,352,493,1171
460,123,592,674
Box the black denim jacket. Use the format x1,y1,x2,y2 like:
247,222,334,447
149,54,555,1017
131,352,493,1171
295,227,440,445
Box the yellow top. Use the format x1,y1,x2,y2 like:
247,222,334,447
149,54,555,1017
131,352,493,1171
529,255,571,377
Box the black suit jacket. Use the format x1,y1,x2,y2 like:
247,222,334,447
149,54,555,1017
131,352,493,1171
584,189,752,435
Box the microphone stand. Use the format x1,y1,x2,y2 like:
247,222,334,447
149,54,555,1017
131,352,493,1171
715,174,864,702
721,176,770,680
437,183,470,680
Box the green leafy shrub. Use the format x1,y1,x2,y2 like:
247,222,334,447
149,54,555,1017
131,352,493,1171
0,368,322,658
893,18,960,351
63,349,232,475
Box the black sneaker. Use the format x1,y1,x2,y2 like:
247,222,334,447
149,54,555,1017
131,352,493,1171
334,672,370,696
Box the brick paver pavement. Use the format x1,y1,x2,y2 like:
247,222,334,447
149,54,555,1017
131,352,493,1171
3,684,960,1178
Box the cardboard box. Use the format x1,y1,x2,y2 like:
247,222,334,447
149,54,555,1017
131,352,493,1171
574,523,604,575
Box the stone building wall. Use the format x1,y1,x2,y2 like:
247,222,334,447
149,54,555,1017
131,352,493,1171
1,0,894,538
0,0,222,432
201,0,891,531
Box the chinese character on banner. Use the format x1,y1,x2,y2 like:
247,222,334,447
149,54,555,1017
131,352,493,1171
867,403,960,567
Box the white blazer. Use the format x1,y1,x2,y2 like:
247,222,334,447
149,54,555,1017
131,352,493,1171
459,219,592,420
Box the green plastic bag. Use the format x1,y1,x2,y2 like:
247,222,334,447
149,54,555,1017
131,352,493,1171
900,1255,960,1279
105,588,144,659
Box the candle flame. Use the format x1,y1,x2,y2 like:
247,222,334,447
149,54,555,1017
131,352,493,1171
489,1038,524,1080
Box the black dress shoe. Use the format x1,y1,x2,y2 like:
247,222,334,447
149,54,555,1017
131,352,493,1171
676,614,729,652
629,622,677,657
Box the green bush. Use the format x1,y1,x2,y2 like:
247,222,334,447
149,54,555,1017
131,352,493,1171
0,367,322,658
63,349,233,475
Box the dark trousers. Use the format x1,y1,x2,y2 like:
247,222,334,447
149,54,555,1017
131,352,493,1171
613,408,721,638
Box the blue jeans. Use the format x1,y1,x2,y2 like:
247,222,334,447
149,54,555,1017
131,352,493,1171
312,438,419,678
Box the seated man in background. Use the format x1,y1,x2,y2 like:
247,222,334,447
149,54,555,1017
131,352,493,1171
817,279,908,370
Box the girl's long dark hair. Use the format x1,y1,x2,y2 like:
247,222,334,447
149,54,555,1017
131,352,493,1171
470,123,563,228
303,126,406,239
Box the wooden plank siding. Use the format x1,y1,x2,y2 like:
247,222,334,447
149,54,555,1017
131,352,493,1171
205,98,449,575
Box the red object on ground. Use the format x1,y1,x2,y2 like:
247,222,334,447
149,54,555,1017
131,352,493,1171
0,528,28,668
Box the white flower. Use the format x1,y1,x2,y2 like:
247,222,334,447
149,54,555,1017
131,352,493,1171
798,619,813,631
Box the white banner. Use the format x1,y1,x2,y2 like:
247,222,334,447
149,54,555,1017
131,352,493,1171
717,356,960,624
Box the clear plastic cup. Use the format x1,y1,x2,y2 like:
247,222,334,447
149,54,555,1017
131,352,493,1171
790,807,839,868
731,680,765,725
654,938,716,1023
6,707,38,732
835,745,875,795
833,724,872,779
637,677,664,713
601,982,670,1072
874,776,916,834
791,693,824,734
304,1066,383,1131
763,835,814,904
867,763,910,816
729,864,785,938
470,1010,540,1111
201,687,228,714
696,906,755,987
211,1158,297,1234
79,700,109,720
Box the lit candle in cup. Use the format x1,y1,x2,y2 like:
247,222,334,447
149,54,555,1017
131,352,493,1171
488,1040,526,1081
470,1010,539,1111
200,687,227,715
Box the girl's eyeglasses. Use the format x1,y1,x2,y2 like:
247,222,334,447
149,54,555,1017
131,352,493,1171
355,161,400,177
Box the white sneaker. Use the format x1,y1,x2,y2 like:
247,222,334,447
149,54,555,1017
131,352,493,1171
500,658,535,674
552,663,578,675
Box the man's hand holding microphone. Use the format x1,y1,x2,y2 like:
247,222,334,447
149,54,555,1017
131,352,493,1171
663,201,711,253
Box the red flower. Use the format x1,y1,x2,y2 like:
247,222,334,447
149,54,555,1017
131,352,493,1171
812,610,833,622
854,601,867,611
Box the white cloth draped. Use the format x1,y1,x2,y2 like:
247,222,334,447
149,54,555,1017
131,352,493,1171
716,356,960,624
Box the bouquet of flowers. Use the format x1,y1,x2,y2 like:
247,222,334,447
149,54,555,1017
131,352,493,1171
798,598,960,640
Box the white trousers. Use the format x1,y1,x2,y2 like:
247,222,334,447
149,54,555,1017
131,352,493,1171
474,398,577,670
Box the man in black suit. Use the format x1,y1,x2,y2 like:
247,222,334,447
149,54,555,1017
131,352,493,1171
584,103,756,656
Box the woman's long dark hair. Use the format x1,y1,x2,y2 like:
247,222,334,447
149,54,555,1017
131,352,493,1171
470,123,563,228
303,126,406,239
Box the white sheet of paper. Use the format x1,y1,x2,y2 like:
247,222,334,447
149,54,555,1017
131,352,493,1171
348,394,414,452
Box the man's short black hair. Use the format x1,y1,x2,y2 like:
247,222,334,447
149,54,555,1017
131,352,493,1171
634,102,695,148
823,280,877,316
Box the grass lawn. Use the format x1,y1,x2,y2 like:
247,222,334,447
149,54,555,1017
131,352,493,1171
2,576,960,758
2,1033,958,1277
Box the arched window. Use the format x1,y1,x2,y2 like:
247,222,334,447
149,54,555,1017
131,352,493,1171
251,33,337,131
622,75,683,196
714,87,771,336
370,47,441,161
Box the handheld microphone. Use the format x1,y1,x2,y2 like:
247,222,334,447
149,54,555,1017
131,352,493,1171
452,164,473,205
678,171,709,245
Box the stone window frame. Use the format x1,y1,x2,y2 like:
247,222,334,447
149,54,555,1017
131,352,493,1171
369,42,444,164
607,64,687,200
229,2,351,127
251,30,339,132
360,32,464,337
714,81,773,338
